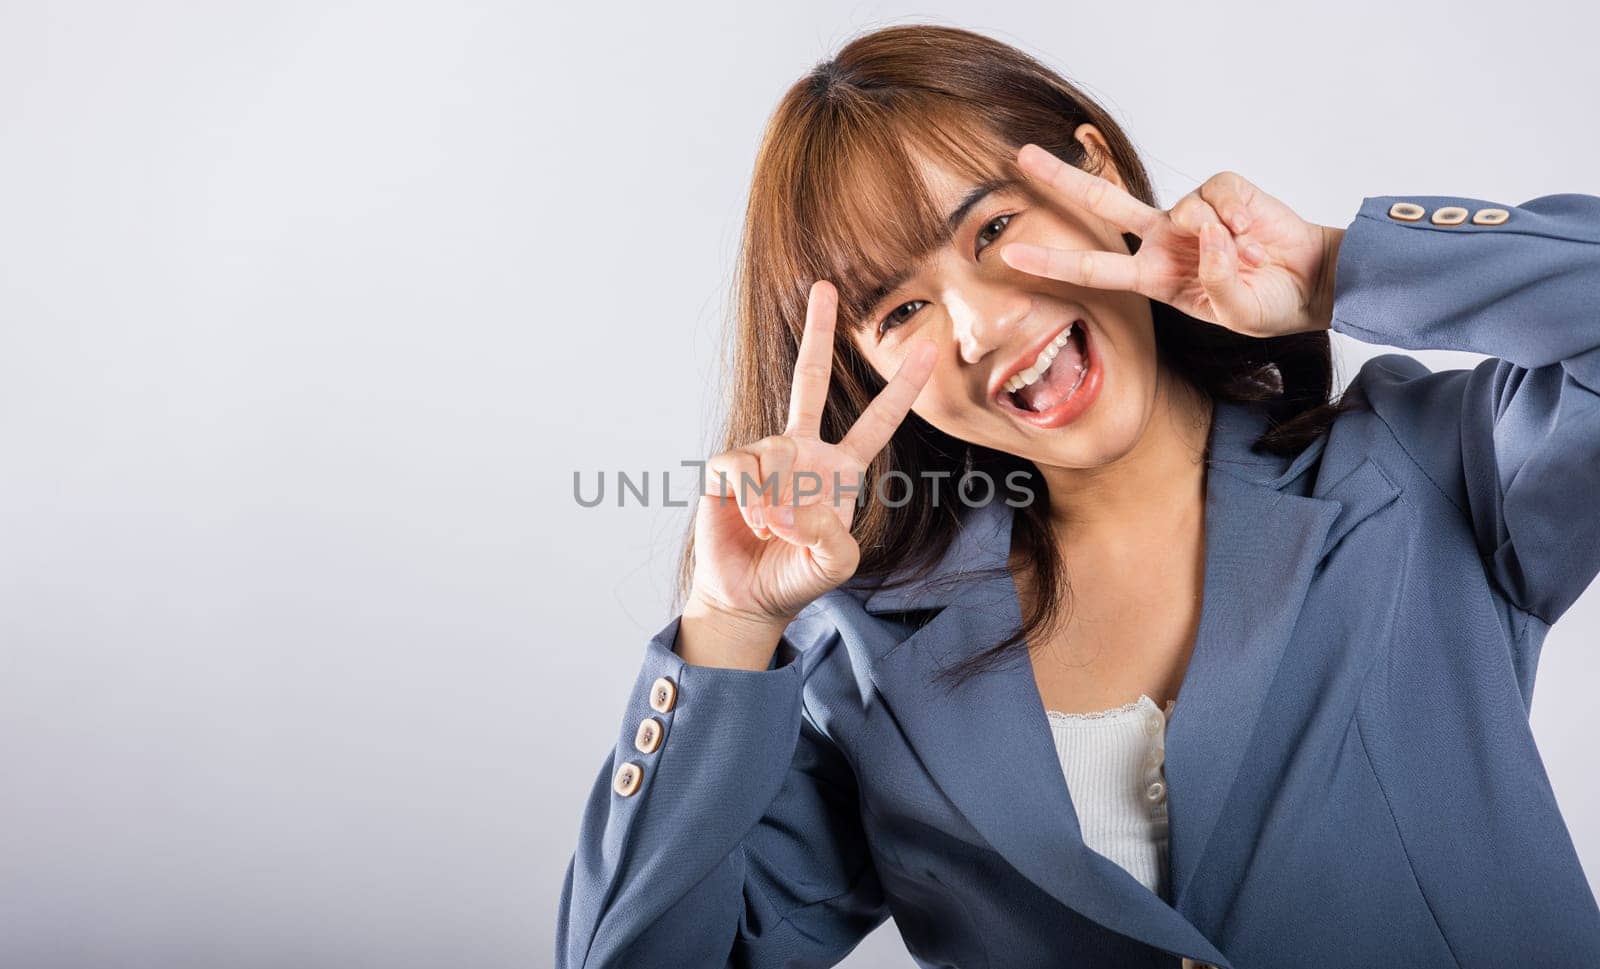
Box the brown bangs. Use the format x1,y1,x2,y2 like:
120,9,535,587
777,96,1023,333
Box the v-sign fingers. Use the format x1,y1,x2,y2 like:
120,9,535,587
999,242,1142,295
840,340,936,467
1197,222,1262,331
785,280,837,438
1016,143,1162,237
1169,190,1271,269
1196,170,1261,235
1169,191,1225,239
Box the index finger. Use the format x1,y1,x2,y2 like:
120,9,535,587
784,280,837,437
839,340,937,465
1016,143,1162,237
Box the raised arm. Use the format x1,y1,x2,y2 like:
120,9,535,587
995,140,1600,626
1328,192,1600,625
557,280,936,967
556,613,889,969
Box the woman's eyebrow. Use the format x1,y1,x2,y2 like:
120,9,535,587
944,176,1020,238
855,176,1021,327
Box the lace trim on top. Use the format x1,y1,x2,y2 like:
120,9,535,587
1045,694,1176,723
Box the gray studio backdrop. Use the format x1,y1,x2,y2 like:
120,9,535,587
1,2,1595,967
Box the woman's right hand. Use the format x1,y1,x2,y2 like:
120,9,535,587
680,280,936,668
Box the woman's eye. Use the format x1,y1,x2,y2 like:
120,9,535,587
878,299,927,336
874,213,1015,338
975,213,1015,255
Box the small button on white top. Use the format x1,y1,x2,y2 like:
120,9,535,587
1146,780,1167,803
1046,694,1171,895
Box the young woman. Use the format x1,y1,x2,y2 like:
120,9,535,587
556,24,1600,969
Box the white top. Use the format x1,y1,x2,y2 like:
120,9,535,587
1045,694,1175,899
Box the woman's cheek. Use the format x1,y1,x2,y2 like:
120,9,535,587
1017,218,1100,254
921,373,982,431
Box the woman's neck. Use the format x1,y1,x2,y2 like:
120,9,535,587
1032,366,1213,549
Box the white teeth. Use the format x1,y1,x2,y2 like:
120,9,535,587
1003,323,1079,394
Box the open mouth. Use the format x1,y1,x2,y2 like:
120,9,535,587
994,319,1100,427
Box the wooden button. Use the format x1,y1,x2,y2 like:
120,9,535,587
1181,960,1218,969
634,717,663,754
1430,206,1469,225
649,676,677,713
1387,201,1425,222
1472,207,1510,225
613,761,643,796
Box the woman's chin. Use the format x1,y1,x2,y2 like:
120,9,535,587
1000,388,1151,472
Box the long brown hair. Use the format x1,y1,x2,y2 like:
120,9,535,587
677,23,1357,687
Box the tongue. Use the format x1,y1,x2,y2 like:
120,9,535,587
1015,332,1086,412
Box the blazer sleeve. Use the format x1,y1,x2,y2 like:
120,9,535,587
554,610,889,969
1329,191,1600,625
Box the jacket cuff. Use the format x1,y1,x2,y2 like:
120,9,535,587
611,612,806,796
1329,193,1600,374
592,613,808,885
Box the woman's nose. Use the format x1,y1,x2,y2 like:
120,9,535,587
951,291,1033,365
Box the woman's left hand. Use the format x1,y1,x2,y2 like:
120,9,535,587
999,142,1341,339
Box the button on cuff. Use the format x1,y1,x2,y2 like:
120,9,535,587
1387,201,1425,221
649,676,678,713
613,761,644,797
634,717,663,754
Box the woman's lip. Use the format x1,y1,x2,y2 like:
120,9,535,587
993,320,1103,429
989,319,1084,402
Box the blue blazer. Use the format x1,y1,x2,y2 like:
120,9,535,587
556,193,1600,969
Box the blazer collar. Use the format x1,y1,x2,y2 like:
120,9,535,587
850,397,1313,614
830,398,1355,968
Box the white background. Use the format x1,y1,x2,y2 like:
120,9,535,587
1,2,1595,966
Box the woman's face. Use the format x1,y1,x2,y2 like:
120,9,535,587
849,127,1166,472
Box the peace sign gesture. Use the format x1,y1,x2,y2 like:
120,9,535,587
684,281,936,663
999,143,1340,339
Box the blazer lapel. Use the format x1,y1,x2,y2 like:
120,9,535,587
833,398,1376,967
1162,403,1342,909
862,568,1237,967
1165,405,1401,910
